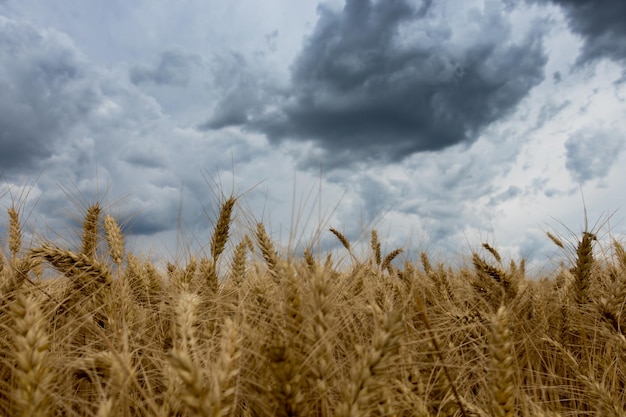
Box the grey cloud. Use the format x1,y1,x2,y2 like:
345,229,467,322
535,100,570,130
123,153,167,169
565,128,624,184
202,0,548,168
199,52,270,130
488,185,522,206
546,0,626,66
0,16,100,174
129,49,201,87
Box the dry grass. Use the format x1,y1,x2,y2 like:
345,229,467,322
0,198,625,416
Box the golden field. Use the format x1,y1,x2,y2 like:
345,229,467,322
0,196,625,416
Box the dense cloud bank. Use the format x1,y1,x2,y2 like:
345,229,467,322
203,0,549,167
539,0,626,66
0,17,100,173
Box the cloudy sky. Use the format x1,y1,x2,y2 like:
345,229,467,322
1,0,625,271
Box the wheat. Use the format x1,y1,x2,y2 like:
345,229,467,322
266,336,305,417
489,306,515,417
572,231,595,305
82,203,101,258
209,317,241,417
337,307,403,417
2,187,626,416
256,223,278,274
329,227,351,252
168,348,209,416
381,248,403,272
8,206,22,258
303,248,317,274
9,291,52,417
31,244,112,288
103,214,125,266
483,243,502,264
230,238,249,284
306,269,336,412
547,232,565,249
371,230,381,266
211,197,236,263
196,257,216,293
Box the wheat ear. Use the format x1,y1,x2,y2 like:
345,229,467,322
546,231,565,249
168,348,210,416
9,291,52,417
30,244,112,287
82,203,101,258
103,214,125,266
209,317,241,417
211,196,235,263
8,206,22,258
329,227,351,252
572,231,595,304
371,230,382,266
337,308,404,417
489,305,515,417
483,243,502,264
229,238,249,284
256,223,278,274
381,248,403,272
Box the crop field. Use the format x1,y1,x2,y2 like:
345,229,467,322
0,196,625,416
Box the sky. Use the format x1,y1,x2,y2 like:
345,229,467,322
1,0,625,272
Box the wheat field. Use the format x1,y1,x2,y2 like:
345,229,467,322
1,196,625,417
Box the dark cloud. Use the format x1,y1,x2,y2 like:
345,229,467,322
129,49,201,87
545,0,626,65
0,16,100,174
122,153,167,169
202,0,548,167
565,128,623,184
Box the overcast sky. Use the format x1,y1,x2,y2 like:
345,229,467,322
1,0,625,272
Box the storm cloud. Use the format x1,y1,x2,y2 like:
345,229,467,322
202,0,548,166
0,16,100,173
129,49,201,87
544,0,626,65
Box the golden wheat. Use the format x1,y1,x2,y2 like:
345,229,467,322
103,214,125,266
9,291,52,417
211,197,236,263
0,195,624,416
